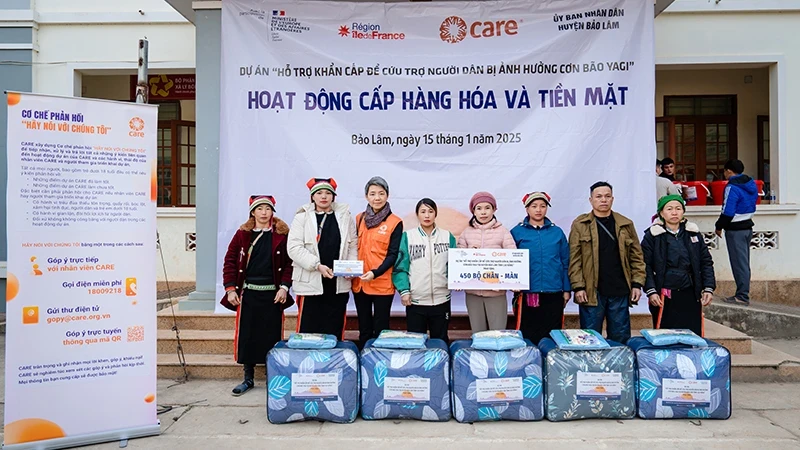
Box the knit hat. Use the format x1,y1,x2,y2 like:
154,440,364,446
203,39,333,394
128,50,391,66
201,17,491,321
657,194,685,214
469,191,497,211
522,192,551,207
307,177,337,196
249,195,276,213
365,176,389,195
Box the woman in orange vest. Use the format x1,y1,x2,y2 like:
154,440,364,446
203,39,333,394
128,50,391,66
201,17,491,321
353,176,403,348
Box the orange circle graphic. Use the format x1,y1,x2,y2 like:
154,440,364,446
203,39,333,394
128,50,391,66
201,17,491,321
4,418,66,445
7,92,21,106
6,272,19,301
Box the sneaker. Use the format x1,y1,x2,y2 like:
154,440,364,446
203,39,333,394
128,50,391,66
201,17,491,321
723,296,750,306
722,297,738,304
231,379,254,396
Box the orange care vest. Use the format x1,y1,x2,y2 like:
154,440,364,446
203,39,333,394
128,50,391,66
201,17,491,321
352,212,402,295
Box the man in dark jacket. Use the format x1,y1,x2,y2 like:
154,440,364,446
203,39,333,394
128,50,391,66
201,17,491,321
659,157,676,182
714,159,758,306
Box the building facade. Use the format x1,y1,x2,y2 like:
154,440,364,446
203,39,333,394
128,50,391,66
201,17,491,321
2,0,798,312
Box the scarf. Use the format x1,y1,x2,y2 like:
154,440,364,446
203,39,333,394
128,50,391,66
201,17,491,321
364,203,392,229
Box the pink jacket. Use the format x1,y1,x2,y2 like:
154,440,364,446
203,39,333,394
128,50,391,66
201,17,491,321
456,218,517,297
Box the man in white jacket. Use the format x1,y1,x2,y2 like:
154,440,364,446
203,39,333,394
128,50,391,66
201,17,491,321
287,178,358,338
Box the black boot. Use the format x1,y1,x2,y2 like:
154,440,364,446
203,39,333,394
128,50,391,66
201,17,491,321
232,364,255,396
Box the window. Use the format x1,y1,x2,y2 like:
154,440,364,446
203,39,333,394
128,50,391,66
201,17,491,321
757,115,770,195
663,96,737,182
155,101,196,207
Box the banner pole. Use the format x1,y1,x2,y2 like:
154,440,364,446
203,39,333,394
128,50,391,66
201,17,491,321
136,39,149,105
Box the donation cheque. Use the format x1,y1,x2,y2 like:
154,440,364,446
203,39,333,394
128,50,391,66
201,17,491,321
448,249,529,291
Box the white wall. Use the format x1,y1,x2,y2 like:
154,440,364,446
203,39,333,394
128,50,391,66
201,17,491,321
156,212,196,282
656,7,800,281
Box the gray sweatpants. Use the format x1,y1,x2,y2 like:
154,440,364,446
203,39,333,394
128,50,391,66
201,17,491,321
465,293,509,332
725,229,753,302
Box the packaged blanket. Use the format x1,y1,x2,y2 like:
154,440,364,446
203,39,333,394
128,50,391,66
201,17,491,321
450,339,544,423
266,341,359,424
539,338,636,422
629,337,731,419
360,339,450,421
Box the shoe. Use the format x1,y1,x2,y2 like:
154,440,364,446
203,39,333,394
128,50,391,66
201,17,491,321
231,379,254,396
723,296,750,306
722,297,738,304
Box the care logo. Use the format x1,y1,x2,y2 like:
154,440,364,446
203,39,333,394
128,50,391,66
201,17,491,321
440,16,467,43
129,116,145,138
439,16,520,43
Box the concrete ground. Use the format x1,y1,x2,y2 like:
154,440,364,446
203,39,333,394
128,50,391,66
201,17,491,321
759,339,800,359
2,337,800,449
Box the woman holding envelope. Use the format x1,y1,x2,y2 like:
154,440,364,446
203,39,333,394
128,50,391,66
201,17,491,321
288,178,358,339
393,198,456,342
510,192,571,345
641,195,715,336
352,176,403,347
221,195,293,396
457,191,517,332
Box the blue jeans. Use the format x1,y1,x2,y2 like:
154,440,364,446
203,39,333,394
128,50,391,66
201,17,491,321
579,294,631,344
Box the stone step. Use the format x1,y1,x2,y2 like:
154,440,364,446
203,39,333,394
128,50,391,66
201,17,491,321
158,309,657,332
156,340,800,382
157,319,752,355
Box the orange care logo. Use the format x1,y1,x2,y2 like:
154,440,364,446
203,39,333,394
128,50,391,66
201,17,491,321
129,116,145,138
440,16,520,43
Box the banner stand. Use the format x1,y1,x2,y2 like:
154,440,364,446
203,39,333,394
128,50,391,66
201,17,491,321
2,424,161,450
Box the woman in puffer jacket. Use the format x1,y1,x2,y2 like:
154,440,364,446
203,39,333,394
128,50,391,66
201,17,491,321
457,191,516,332
641,194,715,336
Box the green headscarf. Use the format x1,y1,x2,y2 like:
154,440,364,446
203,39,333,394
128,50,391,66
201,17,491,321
657,194,686,218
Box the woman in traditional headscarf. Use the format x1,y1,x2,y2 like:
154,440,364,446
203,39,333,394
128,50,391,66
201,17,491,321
641,195,716,336
221,195,293,396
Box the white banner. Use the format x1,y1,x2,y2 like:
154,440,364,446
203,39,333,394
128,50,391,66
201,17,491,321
218,0,655,314
4,93,159,448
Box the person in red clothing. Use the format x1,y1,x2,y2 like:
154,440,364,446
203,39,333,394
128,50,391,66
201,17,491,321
220,195,293,396
352,176,403,348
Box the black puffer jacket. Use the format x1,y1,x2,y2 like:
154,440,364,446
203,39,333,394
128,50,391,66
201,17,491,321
640,221,716,301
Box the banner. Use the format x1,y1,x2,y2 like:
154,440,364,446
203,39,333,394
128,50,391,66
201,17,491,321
4,93,160,448
218,0,655,314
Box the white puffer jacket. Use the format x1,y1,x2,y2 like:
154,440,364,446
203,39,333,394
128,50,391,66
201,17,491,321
287,202,358,296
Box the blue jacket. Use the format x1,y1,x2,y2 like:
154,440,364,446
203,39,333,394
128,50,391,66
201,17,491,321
510,217,571,293
715,174,758,231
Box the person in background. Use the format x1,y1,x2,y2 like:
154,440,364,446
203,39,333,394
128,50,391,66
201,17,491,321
656,158,681,206
568,182,646,343
510,192,571,344
221,195,293,396
660,157,677,182
288,178,358,338
352,176,403,348
715,159,758,306
642,195,715,336
393,198,456,342
457,191,517,332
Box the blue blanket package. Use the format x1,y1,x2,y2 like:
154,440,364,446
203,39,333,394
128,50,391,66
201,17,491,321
471,330,526,351
640,329,708,347
549,329,610,350
266,341,359,424
373,330,428,349
450,339,544,423
539,338,636,422
286,333,338,349
360,339,451,421
629,337,731,419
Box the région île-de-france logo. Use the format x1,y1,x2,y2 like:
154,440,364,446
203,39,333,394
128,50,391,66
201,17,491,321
129,117,145,138
338,22,405,40
439,15,520,43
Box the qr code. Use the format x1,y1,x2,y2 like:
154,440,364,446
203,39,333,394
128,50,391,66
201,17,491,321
127,325,145,342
